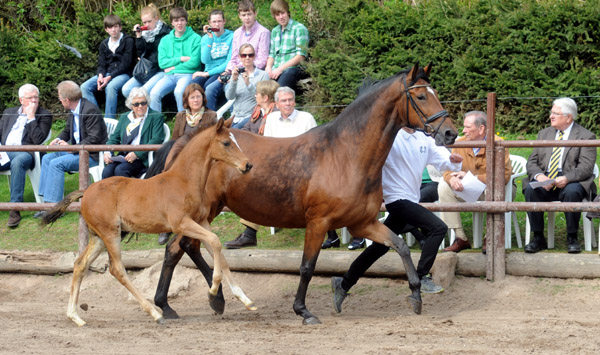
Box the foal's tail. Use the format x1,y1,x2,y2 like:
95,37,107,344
40,190,85,226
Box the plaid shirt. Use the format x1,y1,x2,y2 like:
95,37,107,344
269,19,309,69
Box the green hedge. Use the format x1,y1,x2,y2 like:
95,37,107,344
2,0,600,133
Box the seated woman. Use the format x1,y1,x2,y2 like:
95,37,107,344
241,79,279,135
102,87,165,178
172,83,218,140
225,43,269,129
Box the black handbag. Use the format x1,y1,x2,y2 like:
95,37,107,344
132,52,157,84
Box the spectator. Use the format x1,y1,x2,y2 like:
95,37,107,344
205,0,270,111
241,79,279,135
265,0,309,94
149,7,202,114
224,86,316,249
102,87,165,179
191,10,233,90
421,165,442,203
523,98,596,254
440,111,512,253
225,44,269,129
171,83,218,141
121,4,172,99
81,14,134,119
330,127,463,312
35,81,107,216
0,84,52,227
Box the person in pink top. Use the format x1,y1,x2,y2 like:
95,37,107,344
205,0,270,111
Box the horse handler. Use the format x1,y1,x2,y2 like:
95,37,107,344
331,127,463,312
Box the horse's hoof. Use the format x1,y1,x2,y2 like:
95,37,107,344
162,308,180,320
209,294,226,315
302,316,322,325
407,295,422,315
245,302,257,311
156,316,166,325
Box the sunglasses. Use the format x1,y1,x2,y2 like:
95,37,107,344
132,101,148,107
240,53,255,58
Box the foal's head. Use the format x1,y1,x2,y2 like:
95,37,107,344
209,118,253,174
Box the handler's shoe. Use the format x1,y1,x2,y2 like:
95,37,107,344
224,232,257,249
331,277,350,313
443,238,471,253
420,275,444,294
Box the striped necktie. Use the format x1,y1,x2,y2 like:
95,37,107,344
547,130,564,179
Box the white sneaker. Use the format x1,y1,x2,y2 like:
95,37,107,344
420,275,444,294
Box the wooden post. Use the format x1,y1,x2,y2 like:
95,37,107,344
485,92,497,281
77,149,90,255
493,146,506,280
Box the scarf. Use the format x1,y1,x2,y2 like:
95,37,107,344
142,20,164,43
126,111,144,136
186,107,205,127
251,102,275,123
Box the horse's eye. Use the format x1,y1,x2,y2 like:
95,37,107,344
223,141,231,147
417,94,426,101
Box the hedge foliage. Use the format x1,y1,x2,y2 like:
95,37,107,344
2,0,600,133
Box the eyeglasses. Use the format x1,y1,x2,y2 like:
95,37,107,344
240,53,255,58
550,111,566,116
132,101,148,107
24,95,39,100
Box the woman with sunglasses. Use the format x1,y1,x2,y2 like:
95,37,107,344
171,83,217,141
102,87,165,178
225,43,269,129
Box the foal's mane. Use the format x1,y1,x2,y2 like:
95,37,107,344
164,122,218,171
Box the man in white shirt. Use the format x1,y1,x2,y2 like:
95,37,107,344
331,127,462,311
0,84,53,227
225,86,318,249
263,86,316,137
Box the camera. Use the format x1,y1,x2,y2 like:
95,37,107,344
237,67,246,74
137,25,149,32
206,27,220,33
219,72,231,83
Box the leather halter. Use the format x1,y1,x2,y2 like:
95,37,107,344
403,75,449,140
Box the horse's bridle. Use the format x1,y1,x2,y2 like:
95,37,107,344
402,75,449,139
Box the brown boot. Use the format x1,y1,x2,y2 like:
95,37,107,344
7,210,21,228
443,238,471,253
482,237,487,255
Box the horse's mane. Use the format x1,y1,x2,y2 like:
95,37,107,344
165,122,218,171
357,67,430,99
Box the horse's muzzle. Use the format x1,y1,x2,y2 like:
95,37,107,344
240,162,253,174
435,128,457,146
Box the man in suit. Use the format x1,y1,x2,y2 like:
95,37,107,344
0,84,53,227
35,81,108,214
524,98,596,254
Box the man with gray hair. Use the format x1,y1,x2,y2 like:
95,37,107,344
263,86,316,137
524,98,596,254
439,111,512,253
0,84,53,227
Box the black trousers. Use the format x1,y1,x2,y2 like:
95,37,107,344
102,159,146,179
524,181,586,236
341,199,447,290
420,181,439,203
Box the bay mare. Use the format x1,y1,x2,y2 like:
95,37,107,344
152,63,459,325
41,119,255,326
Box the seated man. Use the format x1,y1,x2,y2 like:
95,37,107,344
35,81,108,215
440,110,512,253
524,97,596,254
0,84,52,227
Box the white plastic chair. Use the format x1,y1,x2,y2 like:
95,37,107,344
89,118,119,182
450,154,527,249
0,129,52,203
217,99,235,119
525,164,598,252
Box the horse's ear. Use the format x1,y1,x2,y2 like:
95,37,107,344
224,117,234,128
409,62,420,83
423,62,433,77
216,117,224,131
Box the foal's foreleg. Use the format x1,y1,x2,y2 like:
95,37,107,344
67,234,105,327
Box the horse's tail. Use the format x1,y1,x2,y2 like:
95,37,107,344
145,139,176,179
40,190,85,226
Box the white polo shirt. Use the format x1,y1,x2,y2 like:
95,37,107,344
263,109,317,138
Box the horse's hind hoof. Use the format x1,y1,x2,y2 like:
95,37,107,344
162,308,180,320
302,316,321,325
407,295,422,315
208,293,225,315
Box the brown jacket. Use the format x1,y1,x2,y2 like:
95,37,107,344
443,135,512,184
171,109,218,140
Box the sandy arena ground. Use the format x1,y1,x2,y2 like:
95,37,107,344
1,262,600,354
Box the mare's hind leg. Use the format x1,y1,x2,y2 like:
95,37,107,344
352,221,422,314
154,234,186,319
67,234,105,326
102,235,165,324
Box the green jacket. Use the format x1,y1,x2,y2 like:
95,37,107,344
107,109,165,167
158,26,202,74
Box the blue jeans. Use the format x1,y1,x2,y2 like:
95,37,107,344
191,73,220,91
232,117,250,129
205,78,227,111
276,67,307,94
81,74,131,119
38,152,99,203
102,159,146,179
121,72,166,100
0,152,34,202
148,73,193,114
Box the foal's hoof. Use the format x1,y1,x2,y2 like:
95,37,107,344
208,293,226,315
156,316,166,325
302,316,322,325
407,295,422,315
245,302,257,311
